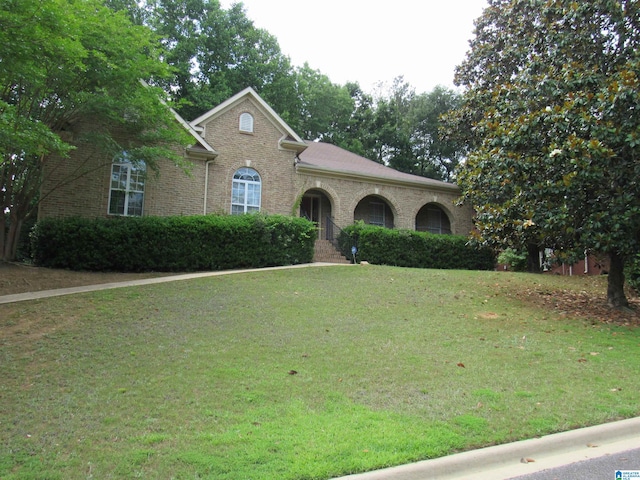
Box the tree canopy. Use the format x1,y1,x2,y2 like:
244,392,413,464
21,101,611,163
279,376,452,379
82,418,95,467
453,0,640,307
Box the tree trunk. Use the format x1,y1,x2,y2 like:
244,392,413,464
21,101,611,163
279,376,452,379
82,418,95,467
607,252,629,309
0,214,6,262
2,211,24,262
526,243,541,273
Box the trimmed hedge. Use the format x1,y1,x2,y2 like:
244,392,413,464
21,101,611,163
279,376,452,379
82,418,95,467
31,214,316,272
338,222,495,271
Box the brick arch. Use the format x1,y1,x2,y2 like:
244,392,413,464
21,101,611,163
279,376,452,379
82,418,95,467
296,183,341,240
409,199,455,224
348,188,402,220
348,189,403,229
295,182,340,214
414,201,454,234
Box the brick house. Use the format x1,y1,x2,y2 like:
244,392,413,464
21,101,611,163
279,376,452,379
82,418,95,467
38,87,474,254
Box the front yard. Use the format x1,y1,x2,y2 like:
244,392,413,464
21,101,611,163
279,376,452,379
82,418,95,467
1,265,638,479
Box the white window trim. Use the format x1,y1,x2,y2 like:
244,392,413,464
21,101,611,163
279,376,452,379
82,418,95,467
108,160,146,216
239,112,254,133
231,167,261,214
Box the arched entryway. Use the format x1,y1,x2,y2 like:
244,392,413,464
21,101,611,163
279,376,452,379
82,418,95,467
300,189,333,239
415,203,451,234
354,195,395,228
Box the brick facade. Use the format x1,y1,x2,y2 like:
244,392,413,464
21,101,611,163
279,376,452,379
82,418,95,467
39,88,475,238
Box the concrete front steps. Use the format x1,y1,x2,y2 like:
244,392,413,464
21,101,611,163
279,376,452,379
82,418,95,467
313,239,351,264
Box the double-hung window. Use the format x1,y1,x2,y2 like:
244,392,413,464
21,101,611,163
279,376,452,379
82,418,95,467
108,155,145,216
231,167,261,214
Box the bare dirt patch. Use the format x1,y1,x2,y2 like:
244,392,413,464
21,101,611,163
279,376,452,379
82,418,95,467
518,285,640,327
0,261,172,296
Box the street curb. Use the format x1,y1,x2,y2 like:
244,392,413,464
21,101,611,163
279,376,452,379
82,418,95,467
333,417,640,480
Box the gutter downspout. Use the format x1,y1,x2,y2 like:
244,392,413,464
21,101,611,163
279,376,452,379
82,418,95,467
204,160,214,215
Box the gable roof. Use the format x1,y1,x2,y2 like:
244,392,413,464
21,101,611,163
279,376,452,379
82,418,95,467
190,87,306,152
171,108,217,159
137,79,217,159
297,141,459,192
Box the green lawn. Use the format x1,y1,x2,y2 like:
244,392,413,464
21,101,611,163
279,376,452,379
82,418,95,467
1,265,638,479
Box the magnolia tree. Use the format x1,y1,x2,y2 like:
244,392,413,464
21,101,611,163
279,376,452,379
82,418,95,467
453,0,640,308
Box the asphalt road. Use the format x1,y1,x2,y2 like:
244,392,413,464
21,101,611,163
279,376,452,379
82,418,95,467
508,447,640,480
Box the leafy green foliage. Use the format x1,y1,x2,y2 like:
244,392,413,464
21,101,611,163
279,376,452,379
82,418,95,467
626,253,640,293
338,223,495,270
452,0,640,307
410,86,466,181
0,0,191,260
138,0,298,121
363,78,465,181
30,214,316,271
497,248,528,272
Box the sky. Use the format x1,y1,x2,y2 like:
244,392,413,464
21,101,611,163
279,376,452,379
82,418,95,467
220,1,488,95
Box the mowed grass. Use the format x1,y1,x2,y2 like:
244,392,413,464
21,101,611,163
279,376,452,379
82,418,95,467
1,265,639,479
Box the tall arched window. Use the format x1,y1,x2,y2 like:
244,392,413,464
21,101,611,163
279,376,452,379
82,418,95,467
231,167,261,214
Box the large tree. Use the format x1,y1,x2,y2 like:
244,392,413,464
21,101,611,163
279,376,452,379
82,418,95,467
137,0,297,121
366,78,464,181
0,0,190,261
288,63,355,142
410,86,465,182
454,0,640,308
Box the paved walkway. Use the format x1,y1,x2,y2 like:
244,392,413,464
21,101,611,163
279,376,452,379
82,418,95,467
0,262,347,305
2,262,639,479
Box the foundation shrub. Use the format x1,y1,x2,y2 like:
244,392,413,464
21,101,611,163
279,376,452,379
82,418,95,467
339,222,495,270
30,214,315,272
626,252,640,294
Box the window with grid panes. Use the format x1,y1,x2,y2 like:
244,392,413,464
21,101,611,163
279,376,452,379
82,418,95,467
231,167,261,214
108,154,145,216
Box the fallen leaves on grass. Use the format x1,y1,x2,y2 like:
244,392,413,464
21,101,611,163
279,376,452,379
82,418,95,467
515,285,640,326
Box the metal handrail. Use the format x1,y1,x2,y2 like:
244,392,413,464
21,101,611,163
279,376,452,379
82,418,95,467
325,216,342,248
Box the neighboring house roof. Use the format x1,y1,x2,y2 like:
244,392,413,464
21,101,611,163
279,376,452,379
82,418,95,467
190,87,307,152
297,141,459,192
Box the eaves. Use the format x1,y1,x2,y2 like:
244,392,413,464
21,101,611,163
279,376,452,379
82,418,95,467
295,163,460,193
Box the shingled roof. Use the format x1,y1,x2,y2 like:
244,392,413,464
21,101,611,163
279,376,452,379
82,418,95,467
296,141,458,192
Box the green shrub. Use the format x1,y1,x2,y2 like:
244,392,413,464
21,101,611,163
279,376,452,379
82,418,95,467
30,214,316,272
338,222,495,270
626,252,640,293
497,248,528,272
